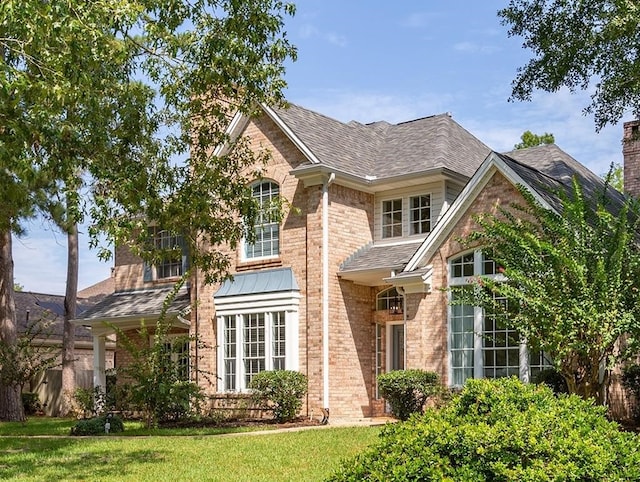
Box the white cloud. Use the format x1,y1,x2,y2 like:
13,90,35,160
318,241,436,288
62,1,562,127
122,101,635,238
453,41,500,54
297,24,347,47
401,12,433,28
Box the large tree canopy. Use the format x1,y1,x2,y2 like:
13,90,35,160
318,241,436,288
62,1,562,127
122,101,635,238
0,0,296,421
499,0,640,130
451,179,640,403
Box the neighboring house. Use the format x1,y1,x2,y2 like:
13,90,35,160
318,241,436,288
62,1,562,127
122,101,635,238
73,102,637,421
16,288,115,415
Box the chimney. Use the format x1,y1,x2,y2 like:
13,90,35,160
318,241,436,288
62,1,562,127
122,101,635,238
623,120,640,198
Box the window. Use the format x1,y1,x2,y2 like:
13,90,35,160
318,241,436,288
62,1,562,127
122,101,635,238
245,181,280,259
159,336,190,381
448,250,550,386
409,195,431,235
219,311,295,391
377,287,403,314
143,228,187,282
382,199,402,238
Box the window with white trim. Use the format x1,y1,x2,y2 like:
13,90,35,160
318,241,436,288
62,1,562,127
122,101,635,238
219,310,297,391
448,250,551,386
144,228,187,282
245,181,280,259
156,335,190,381
376,287,403,313
409,195,431,235
382,199,402,238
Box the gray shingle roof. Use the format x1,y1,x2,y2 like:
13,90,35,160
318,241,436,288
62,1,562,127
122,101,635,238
499,144,626,214
274,104,491,180
74,286,190,322
15,292,95,341
340,241,423,273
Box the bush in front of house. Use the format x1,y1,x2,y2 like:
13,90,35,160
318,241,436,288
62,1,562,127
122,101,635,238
532,367,568,394
377,369,440,421
70,414,124,436
21,392,42,415
327,378,640,481
249,370,307,423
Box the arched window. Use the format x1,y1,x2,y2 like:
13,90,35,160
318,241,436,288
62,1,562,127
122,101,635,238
245,181,280,259
377,287,403,314
448,250,551,386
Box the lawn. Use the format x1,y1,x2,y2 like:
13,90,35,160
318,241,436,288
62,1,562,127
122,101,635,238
0,418,382,481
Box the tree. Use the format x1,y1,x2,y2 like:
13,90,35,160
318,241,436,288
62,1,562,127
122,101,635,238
499,0,640,131
514,130,554,149
451,179,640,403
603,162,624,192
0,0,296,421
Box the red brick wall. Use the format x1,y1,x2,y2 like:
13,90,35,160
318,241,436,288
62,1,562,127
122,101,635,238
623,120,640,198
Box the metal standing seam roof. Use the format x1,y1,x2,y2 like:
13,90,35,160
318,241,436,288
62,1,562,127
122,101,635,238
273,103,491,180
214,267,299,298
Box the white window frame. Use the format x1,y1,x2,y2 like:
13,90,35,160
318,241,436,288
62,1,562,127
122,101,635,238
150,333,190,381
409,194,431,235
215,291,300,392
447,249,547,386
381,198,403,238
144,228,186,282
243,180,280,261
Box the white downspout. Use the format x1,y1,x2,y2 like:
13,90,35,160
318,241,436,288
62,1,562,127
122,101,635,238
397,285,407,369
322,172,335,423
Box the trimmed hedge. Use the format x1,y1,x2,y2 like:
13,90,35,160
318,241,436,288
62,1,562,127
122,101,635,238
328,378,640,481
377,369,440,421
249,370,307,422
70,414,124,436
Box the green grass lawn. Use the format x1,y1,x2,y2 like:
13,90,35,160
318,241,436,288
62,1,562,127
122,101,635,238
0,418,382,481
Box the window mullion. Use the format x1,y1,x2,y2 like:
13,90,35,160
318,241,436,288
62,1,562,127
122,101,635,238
236,314,243,391
265,312,273,371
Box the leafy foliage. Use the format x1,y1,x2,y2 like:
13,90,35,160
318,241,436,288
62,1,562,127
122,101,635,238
377,369,441,421
249,370,308,423
21,392,41,415
0,0,296,420
514,130,555,149
328,378,640,481
499,0,640,130
450,178,640,403
70,414,124,436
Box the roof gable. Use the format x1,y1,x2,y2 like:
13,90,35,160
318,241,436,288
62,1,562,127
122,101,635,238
403,144,624,273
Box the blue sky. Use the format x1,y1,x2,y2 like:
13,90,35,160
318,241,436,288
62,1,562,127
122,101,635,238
13,0,625,294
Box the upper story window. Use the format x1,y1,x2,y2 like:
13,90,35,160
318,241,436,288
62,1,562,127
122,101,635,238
245,181,280,259
381,193,432,239
144,228,187,282
382,199,403,238
410,195,431,235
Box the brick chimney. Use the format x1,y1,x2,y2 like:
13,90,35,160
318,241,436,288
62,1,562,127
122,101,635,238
623,120,640,198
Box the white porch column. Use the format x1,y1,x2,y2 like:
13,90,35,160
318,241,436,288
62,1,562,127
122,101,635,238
93,335,106,390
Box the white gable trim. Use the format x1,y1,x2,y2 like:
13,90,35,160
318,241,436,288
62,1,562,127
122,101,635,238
403,152,555,273
213,109,251,157
261,104,321,165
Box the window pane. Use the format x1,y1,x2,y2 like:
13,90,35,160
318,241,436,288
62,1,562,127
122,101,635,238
245,182,280,259
244,313,265,386
382,199,403,238
410,195,431,235
224,316,237,391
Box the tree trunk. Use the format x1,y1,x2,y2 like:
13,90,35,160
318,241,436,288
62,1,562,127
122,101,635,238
0,229,25,421
59,223,78,417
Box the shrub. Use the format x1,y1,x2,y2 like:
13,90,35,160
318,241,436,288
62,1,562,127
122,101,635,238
70,414,124,436
21,392,41,415
328,378,640,481
377,369,440,421
622,364,640,421
72,386,105,418
532,368,569,394
249,370,307,422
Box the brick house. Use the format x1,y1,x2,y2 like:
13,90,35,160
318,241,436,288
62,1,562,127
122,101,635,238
75,102,633,421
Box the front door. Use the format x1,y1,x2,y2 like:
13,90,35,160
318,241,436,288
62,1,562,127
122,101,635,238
390,324,405,371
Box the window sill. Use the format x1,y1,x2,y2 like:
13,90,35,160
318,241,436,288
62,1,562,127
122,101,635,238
236,258,283,272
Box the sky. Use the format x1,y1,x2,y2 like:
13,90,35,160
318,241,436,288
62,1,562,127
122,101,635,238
13,0,627,295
